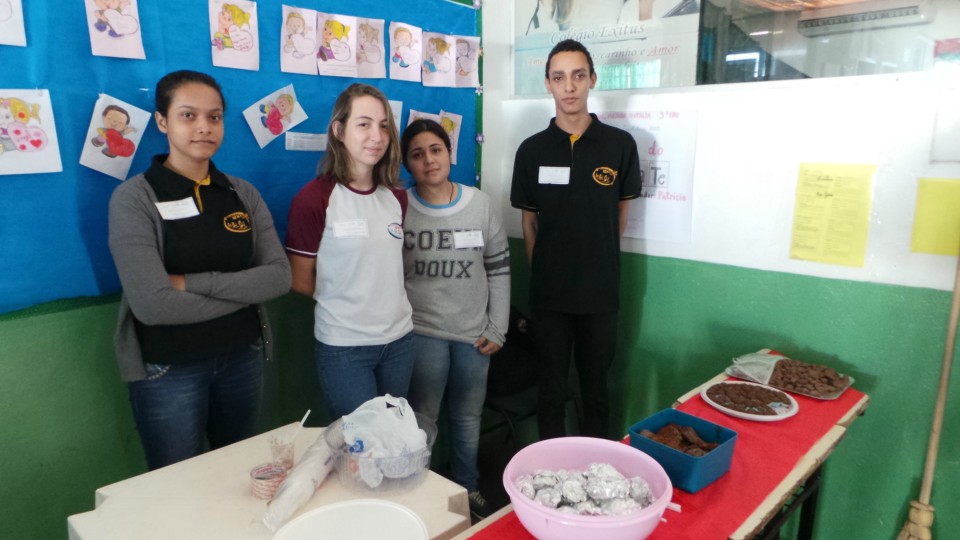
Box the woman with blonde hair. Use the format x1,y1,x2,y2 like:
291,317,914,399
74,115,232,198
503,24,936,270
286,83,414,419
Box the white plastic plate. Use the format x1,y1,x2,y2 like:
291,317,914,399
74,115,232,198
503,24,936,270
272,499,428,540
700,381,799,422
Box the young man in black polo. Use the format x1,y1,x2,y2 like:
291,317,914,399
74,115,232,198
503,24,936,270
510,39,641,440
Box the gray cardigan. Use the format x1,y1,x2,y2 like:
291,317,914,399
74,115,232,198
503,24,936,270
108,170,291,382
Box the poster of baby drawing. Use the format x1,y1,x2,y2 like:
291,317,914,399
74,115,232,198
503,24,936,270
0,0,26,47
356,18,386,79
280,5,318,75
454,35,481,88
210,0,259,71
243,85,308,148
79,94,151,180
84,0,146,59
0,90,63,176
316,12,358,78
389,22,422,84
421,33,456,88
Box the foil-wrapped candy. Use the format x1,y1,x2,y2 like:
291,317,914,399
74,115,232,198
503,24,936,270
515,462,657,517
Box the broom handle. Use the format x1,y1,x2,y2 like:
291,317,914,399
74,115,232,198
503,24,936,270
919,250,960,504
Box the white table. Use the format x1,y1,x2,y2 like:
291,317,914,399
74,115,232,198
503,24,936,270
67,424,470,540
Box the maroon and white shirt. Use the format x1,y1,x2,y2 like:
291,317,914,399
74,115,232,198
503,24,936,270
286,174,412,345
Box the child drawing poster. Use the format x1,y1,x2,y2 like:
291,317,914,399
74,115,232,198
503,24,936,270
356,18,386,79
454,35,481,88
388,100,403,136
79,94,150,181
242,85,308,149
389,22,422,83
209,0,259,71
84,0,145,59
439,110,463,165
0,90,63,176
407,109,441,127
316,12,358,78
421,33,456,88
280,5,318,75
0,0,26,47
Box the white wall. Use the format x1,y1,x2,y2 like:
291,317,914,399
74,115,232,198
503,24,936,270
482,1,960,291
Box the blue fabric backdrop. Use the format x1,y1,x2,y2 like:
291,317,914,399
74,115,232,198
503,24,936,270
0,0,478,314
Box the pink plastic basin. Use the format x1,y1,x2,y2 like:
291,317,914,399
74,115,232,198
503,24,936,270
503,437,672,540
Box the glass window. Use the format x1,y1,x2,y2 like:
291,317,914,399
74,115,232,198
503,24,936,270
698,0,960,84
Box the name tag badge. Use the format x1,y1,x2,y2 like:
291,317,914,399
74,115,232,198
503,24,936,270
154,197,200,220
453,230,484,249
333,219,369,238
538,166,570,185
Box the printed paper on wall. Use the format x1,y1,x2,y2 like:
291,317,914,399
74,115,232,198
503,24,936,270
85,0,146,59
0,90,63,175
242,84,308,148
210,0,259,71
79,94,151,181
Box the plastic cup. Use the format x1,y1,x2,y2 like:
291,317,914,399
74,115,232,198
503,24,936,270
270,435,295,470
250,462,286,500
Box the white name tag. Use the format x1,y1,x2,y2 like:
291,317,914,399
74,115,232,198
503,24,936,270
154,197,200,220
538,166,570,185
453,230,484,249
333,219,369,238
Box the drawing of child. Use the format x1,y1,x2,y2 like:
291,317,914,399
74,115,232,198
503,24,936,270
391,26,419,68
283,12,315,58
317,19,350,62
0,97,46,153
357,23,382,64
212,3,250,51
93,0,131,38
260,94,295,135
456,38,478,76
422,37,451,74
91,105,137,158
440,116,458,136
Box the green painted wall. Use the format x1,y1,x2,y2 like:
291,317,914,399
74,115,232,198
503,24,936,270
1,240,957,538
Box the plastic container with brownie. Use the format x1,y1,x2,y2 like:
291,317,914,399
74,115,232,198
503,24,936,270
725,349,854,400
628,409,737,493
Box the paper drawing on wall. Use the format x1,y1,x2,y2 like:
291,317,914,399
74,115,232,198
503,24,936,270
280,6,318,75
439,110,462,165
455,36,481,87
209,0,259,71
422,33,456,88
389,22,422,83
0,0,26,47
356,18,386,79
84,0,145,59
316,13,358,78
79,94,150,181
242,85,308,149
0,90,63,176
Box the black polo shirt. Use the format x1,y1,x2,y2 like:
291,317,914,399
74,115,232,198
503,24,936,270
135,155,260,364
510,114,641,314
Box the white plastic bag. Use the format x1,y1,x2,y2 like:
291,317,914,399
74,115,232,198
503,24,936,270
340,394,427,487
725,349,787,384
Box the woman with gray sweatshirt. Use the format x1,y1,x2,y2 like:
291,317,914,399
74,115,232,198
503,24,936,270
108,71,290,470
400,119,510,521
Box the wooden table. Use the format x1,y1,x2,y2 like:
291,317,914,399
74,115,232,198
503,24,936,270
454,373,869,540
68,423,471,540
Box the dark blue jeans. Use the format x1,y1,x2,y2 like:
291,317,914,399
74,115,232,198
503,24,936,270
128,339,264,470
315,331,415,419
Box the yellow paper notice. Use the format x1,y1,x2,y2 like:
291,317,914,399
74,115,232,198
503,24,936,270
912,178,960,256
790,163,876,267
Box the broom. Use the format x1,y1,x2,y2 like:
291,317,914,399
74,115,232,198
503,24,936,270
897,244,960,540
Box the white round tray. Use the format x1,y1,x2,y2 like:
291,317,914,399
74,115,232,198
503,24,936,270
273,499,428,540
701,381,799,422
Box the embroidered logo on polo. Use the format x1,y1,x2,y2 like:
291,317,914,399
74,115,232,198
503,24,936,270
593,167,617,186
387,223,403,239
223,211,252,233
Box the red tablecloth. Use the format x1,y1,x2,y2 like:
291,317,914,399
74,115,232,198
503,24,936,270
470,384,867,540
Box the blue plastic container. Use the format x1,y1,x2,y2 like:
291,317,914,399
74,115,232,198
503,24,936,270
628,408,737,493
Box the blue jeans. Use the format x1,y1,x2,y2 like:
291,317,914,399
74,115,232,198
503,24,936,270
128,339,265,470
406,334,489,492
315,331,415,419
